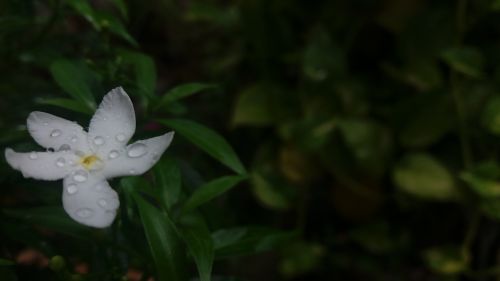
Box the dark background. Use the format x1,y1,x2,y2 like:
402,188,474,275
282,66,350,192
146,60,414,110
2,0,500,280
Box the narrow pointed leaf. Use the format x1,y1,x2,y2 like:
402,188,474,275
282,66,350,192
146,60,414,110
133,193,186,281
155,83,216,111
179,214,214,281
49,60,96,110
183,175,246,213
159,119,246,175
154,158,182,210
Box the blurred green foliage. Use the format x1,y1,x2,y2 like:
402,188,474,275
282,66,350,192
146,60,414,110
4,0,500,280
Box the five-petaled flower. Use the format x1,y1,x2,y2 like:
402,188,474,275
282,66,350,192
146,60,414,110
4,87,174,228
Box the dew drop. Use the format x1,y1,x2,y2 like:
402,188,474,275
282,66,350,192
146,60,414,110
50,129,61,137
98,199,107,207
58,144,71,151
127,143,147,158
71,136,78,143
94,136,105,146
56,157,66,167
43,122,49,126
108,150,120,159
129,169,136,175
115,134,126,142
29,152,38,160
76,208,93,218
66,184,78,194
73,170,88,182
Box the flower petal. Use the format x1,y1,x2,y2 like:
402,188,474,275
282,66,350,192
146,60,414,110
88,87,136,157
4,148,79,180
27,111,89,153
102,132,174,179
62,172,119,228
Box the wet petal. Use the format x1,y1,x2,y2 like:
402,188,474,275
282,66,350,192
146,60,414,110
102,132,174,179
27,111,89,153
88,87,136,156
4,148,79,180
62,173,119,228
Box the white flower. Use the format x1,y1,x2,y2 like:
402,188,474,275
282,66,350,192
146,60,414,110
4,87,174,228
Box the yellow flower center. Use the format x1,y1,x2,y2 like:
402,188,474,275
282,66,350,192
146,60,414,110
79,155,103,170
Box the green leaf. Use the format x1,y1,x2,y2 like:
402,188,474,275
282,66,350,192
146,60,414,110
0,259,14,266
159,119,246,175
424,246,469,275
441,47,484,78
155,83,216,111
212,227,296,258
95,12,138,46
111,0,128,19
481,96,500,135
133,193,187,281
2,207,93,239
392,153,458,200
120,51,156,97
36,97,93,115
65,0,100,29
49,60,96,110
183,175,246,213
154,158,182,210
179,214,214,281
461,174,500,198
232,84,276,127
251,172,290,210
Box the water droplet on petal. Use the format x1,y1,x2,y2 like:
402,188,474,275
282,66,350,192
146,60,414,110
127,143,147,158
98,199,107,207
43,122,49,126
71,136,78,143
76,208,93,218
116,134,126,142
50,129,61,137
29,152,38,160
95,183,104,191
56,157,66,167
129,169,136,175
108,150,120,159
73,170,87,182
66,184,78,194
94,136,105,146
58,144,71,151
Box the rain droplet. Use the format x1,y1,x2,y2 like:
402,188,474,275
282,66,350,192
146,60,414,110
127,143,147,158
76,208,93,218
108,150,120,159
115,134,126,142
29,152,38,160
71,136,78,143
43,122,49,126
129,169,136,175
73,170,87,182
56,157,66,167
94,136,105,146
50,129,61,137
66,184,78,194
58,144,71,151
98,199,107,207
